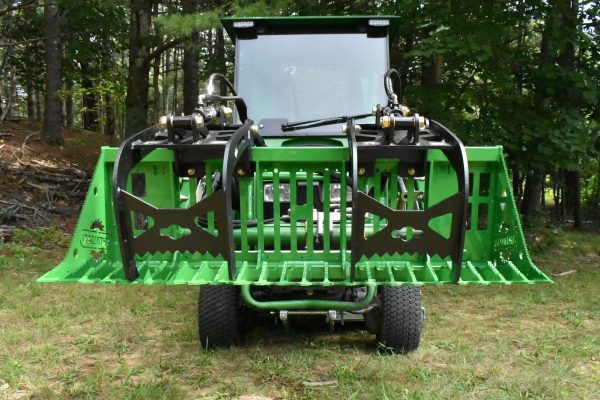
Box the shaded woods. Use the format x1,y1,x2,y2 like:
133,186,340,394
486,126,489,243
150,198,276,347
0,0,598,226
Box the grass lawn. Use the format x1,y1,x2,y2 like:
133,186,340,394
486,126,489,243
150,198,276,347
0,228,598,399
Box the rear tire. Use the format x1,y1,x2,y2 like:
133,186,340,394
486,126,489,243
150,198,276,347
198,285,242,348
377,286,423,353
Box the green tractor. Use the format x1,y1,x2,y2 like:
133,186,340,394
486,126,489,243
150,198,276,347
39,16,551,352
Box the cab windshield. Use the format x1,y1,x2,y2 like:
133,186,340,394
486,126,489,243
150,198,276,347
235,33,388,130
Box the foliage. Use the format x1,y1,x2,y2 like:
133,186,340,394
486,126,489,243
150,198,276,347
393,1,598,175
231,0,294,16
155,9,223,37
0,0,598,221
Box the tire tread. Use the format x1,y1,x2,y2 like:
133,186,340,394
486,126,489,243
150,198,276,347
198,285,241,348
378,286,422,352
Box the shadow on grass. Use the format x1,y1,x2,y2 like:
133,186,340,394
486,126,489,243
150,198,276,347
244,315,379,352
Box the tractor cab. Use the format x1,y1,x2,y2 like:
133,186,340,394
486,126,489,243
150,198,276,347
224,17,391,130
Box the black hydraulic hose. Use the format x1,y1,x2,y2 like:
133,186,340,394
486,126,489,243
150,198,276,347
205,73,248,122
207,73,237,96
384,68,401,100
329,171,353,187
253,133,266,147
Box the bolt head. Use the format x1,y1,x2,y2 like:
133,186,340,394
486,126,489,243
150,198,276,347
193,113,203,127
381,116,391,129
159,115,167,128
358,167,366,175
187,168,195,176
237,167,246,176
408,167,416,176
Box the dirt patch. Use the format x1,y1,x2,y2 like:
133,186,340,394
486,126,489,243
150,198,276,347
0,120,118,236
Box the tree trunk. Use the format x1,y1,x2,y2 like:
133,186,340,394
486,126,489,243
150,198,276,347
511,167,521,205
0,48,10,116
151,0,160,123
563,169,583,229
524,0,555,221
553,179,560,221
104,93,116,136
64,78,74,127
215,28,226,94
420,5,445,117
520,171,544,225
125,0,153,137
162,49,169,115
35,88,42,122
182,0,200,115
0,67,16,123
557,0,582,229
97,95,104,134
82,82,97,130
26,85,35,120
172,48,179,113
595,159,600,212
422,54,444,87
540,179,546,207
208,28,213,58
41,2,64,145
399,28,414,102
80,62,98,130
152,55,161,123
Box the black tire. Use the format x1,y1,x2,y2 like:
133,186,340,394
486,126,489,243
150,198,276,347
377,286,423,353
198,285,242,348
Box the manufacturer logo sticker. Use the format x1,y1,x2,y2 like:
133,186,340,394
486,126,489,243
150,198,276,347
80,219,108,250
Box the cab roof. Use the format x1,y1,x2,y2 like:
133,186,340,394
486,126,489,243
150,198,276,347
221,16,400,41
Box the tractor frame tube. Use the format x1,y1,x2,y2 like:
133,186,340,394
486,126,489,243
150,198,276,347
240,285,377,311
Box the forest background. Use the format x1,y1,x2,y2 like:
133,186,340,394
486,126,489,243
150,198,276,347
0,0,598,226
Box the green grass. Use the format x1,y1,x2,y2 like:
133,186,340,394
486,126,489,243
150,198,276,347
1,228,599,399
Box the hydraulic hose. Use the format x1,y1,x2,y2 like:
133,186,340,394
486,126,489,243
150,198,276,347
205,73,248,122
384,68,402,101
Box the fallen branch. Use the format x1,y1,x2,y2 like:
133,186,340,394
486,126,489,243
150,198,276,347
0,225,16,242
302,380,338,387
22,131,40,153
552,270,577,277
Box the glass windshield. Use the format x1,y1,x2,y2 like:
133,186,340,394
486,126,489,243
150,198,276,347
235,33,388,130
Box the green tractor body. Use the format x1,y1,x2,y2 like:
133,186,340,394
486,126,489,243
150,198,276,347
39,16,551,351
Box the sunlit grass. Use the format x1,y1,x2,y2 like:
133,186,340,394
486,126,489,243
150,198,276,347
0,228,598,399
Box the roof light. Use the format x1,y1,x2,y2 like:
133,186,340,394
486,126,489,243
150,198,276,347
368,19,390,27
233,21,254,28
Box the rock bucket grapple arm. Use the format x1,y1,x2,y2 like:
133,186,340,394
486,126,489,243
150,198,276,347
112,118,256,281
39,108,551,286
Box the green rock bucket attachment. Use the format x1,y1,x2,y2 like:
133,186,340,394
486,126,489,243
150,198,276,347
39,141,551,286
